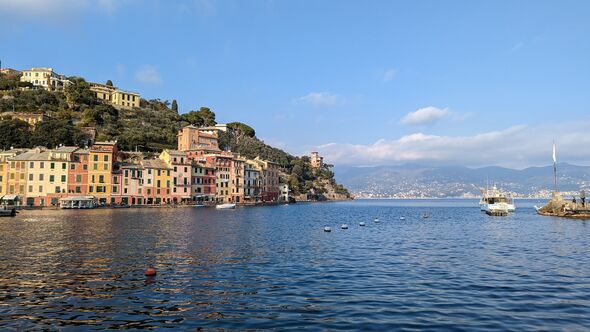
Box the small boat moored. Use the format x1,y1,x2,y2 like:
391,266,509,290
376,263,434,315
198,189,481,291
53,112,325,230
399,216,405,221
359,221,366,226
341,224,349,229
324,226,332,232
216,203,236,210
0,207,17,217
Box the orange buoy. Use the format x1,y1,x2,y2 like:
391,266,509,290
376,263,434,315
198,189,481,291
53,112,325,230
144,267,157,277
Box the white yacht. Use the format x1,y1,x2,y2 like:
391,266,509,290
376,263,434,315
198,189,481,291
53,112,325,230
216,203,236,210
479,185,515,213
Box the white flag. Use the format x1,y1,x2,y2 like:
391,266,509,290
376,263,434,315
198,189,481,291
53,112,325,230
552,142,557,163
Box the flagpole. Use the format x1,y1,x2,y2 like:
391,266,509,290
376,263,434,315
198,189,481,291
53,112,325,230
553,141,557,193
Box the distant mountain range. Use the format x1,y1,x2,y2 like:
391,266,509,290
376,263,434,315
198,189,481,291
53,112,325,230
334,163,590,198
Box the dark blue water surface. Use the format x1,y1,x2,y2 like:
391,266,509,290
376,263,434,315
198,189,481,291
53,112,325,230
1,199,590,331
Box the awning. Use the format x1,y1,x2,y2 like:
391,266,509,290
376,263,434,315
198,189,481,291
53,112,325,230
1,195,18,200
60,196,95,201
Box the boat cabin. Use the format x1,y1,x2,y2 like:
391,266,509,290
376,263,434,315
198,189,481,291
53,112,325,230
60,196,95,209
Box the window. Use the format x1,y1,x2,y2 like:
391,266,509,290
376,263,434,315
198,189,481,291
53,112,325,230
38,185,42,192
76,175,82,182
124,188,128,194
40,162,44,169
56,186,61,193
61,175,66,182
99,175,104,183
89,186,93,193
39,174,44,181
62,163,66,169
113,186,117,193
104,155,109,162
70,164,76,170
29,174,33,181
50,162,55,169
28,185,33,193
147,179,152,185
93,164,98,170
49,175,54,182
103,163,109,171
29,162,34,168
83,164,88,170
93,155,98,161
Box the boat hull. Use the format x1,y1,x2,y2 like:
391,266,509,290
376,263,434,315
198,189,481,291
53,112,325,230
216,203,236,210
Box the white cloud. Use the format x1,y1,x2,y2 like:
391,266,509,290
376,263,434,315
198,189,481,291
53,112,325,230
382,68,396,82
401,106,450,125
135,65,162,85
0,0,124,16
316,120,590,168
296,92,344,107
194,0,216,16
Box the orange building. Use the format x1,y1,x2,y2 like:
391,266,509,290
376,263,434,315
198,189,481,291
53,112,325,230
177,125,220,152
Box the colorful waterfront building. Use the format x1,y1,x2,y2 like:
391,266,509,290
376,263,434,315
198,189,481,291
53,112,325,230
88,141,118,205
0,149,27,198
159,149,192,204
244,160,262,203
142,159,172,204
210,153,233,203
191,161,216,203
311,151,324,169
253,157,280,202
67,148,89,196
230,156,246,204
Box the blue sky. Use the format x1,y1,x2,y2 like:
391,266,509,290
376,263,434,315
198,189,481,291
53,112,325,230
1,0,590,168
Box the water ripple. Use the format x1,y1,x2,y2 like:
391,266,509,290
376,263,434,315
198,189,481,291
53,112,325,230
1,200,589,330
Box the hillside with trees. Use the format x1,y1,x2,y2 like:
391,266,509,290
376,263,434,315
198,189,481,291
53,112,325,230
0,72,350,199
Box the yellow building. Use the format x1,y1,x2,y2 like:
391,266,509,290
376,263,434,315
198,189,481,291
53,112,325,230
20,67,70,90
0,149,27,196
89,83,140,110
142,159,172,204
1,112,50,127
9,148,71,206
88,141,118,204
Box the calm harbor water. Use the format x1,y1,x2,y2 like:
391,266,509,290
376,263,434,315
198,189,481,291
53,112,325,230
1,199,589,330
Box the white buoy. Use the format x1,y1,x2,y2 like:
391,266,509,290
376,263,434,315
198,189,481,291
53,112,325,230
359,221,366,226
324,226,332,232
374,218,380,223
341,224,349,229
400,216,405,221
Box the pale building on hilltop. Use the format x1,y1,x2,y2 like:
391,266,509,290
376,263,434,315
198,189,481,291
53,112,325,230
89,83,140,110
20,68,70,90
311,151,324,169
0,68,21,76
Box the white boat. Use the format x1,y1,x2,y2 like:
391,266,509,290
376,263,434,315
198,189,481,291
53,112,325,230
479,185,515,213
216,203,236,209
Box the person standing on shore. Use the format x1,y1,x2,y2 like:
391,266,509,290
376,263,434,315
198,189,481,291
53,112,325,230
581,190,586,207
